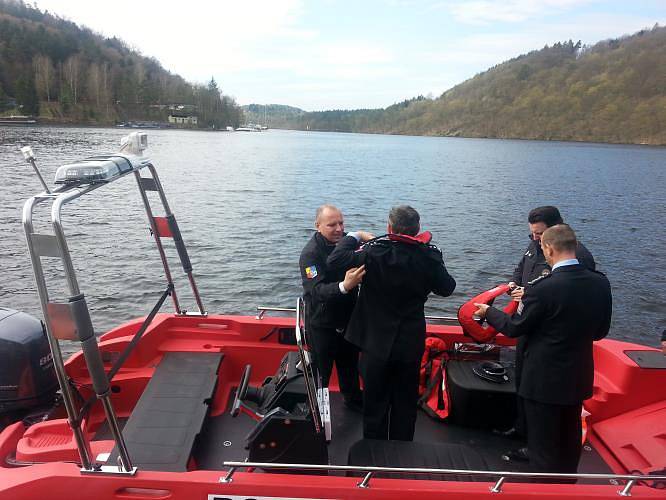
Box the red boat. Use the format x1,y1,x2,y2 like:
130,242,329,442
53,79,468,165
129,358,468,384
1,133,664,499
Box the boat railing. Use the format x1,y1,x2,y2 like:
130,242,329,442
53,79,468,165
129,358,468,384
21,132,206,476
256,305,459,323
221,461,666,496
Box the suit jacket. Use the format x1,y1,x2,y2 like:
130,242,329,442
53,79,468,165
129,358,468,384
300,232,356,330
487,264,612,405
328,235,456,362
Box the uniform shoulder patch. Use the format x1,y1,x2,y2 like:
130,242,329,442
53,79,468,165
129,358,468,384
527,272,551,286
305,265,318,279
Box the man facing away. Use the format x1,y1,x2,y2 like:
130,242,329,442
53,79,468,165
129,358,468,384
503,205,596,461
475,224,612,475
328,205,456,440
299,205,364,410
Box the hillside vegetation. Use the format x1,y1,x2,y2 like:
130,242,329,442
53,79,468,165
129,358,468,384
241,104,304,128
285,27,666,145
0,0,242,127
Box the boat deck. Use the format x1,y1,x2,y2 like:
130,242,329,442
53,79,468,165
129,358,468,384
94,390,612,478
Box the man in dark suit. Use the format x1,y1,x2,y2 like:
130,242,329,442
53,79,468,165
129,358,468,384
475,224,612,475
299,205,365,410
328,205,456,440
504,206,596,458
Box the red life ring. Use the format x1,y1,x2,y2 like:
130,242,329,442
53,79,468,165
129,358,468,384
457,284,520,343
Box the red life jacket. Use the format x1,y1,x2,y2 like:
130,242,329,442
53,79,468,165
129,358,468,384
457,284,519,343
387,231,433,245
418,336,450,420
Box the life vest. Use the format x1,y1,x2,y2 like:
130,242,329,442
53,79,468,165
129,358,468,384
457,284,520,343
418,336,449,420
387,231,432,245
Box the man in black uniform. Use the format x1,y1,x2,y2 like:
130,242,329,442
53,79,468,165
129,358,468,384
475,224,612,475
328,205,456,440
300,205,364,410
504,206,596,459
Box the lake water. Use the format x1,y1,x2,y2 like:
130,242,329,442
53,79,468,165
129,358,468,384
1,126,664,351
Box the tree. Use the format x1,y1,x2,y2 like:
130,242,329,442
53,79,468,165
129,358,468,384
15,73,39,115
33,53,54,101
63,54,81,105
0,83,8,111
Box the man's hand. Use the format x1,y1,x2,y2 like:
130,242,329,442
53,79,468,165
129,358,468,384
474,303,489,318
356,231,375,242
510,286,525,301
342,265,366,291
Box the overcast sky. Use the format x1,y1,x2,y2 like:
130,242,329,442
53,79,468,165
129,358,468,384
33,0,665,111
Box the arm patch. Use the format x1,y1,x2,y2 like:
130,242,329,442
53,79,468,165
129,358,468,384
305,265,318,279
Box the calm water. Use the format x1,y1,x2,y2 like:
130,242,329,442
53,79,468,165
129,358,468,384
0,126,664,351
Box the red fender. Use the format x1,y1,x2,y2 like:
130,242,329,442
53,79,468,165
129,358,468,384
458,284,520,343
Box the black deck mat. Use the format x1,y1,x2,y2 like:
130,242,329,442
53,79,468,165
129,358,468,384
194,391,612,478
107,352,223,471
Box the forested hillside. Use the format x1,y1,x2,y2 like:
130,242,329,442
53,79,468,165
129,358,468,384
0,0,242,128
242,104,304,128
289,26,666,145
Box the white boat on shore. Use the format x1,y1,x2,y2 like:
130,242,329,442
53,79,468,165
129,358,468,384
236,123,262,132
0,115,37,124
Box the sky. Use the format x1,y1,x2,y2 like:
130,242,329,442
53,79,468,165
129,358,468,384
33,0,666,111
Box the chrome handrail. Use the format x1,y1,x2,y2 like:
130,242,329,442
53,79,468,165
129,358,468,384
221,461,666,496
256,306,459,323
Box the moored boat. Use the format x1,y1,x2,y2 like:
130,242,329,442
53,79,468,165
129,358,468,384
0,133,664,499
0,115,37,124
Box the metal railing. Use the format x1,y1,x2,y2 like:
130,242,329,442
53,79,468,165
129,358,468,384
256,306,459,323
21,136,206,476
221,461,666,496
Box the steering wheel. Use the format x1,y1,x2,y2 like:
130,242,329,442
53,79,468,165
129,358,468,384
230,364,252,417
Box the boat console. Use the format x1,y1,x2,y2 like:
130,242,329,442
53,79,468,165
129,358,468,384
231,298,330,466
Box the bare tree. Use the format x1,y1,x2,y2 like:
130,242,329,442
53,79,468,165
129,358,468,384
33,54,54,102
63,55,82,105
87,62,101,107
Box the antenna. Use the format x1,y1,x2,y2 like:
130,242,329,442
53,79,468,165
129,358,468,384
21,146,51,194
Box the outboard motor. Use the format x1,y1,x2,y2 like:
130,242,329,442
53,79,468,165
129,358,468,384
0,308,58,425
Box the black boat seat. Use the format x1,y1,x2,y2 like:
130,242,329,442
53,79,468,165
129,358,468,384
107,352,223,471
348,439,489,481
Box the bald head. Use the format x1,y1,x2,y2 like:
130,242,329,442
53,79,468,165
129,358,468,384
315,204,344,243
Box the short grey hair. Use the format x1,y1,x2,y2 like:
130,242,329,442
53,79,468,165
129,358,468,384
388,205,420,236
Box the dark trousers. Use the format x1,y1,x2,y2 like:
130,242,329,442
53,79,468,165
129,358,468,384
360,352,420,441
523,398,582,475
310,326,361,400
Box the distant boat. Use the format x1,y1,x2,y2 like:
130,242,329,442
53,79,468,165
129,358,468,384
0,115,37,124
236,125,261,132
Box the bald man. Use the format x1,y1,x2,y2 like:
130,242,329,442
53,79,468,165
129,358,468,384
299,205,365,411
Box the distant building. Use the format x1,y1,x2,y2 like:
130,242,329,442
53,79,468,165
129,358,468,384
168,112,198,127
169,104,197,112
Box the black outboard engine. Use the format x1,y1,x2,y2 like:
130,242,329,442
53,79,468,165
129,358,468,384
0,308,58,426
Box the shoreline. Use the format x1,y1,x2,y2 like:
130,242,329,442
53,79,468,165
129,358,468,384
2,121,664,147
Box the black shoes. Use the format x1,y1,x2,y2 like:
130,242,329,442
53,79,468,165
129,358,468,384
502,447,529,462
